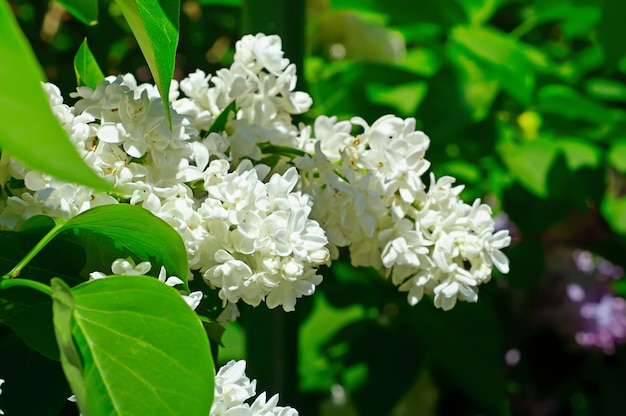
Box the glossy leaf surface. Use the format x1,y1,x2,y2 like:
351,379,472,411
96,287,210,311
52,276,214,415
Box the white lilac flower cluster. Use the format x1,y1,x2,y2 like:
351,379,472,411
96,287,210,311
211,360,297,416
294,115,511,310
0,33,510,311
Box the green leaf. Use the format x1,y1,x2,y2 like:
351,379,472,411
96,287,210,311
447,41,500,121
557,138,601,170
560,6,601,38
208,100,236,135
74,38,105,88
586,78,626,102
450,25,534,104
365,81,428,117
57,0,99,25
5,206,188,288
53,276,214,415
498,135,558,197
536,84,613,125
51,279,86,411
60,205,189,286
114,0,180,127
0,1,114,192
602,193,626,235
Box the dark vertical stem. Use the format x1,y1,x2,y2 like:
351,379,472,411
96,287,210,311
240,0,306,410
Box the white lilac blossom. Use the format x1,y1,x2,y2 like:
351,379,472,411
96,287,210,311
211,360,298,416
175,33,312,165
295,116,511,310
0,33,509,311
89,259,203,311
198,160,329,311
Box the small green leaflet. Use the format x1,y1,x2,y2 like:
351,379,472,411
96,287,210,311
74,38,105,88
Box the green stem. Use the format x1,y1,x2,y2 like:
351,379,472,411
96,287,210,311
0,277,52,296
260,143,307,159
3,221,64,279
510,16,537,39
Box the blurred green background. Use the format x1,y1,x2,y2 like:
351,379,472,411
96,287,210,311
13,0,626,414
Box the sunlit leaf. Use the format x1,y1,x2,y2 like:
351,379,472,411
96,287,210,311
365,81,428,116
74,38,105,88
114,0,180,127
557,138,601,170
537,84,613,124
52,276,214,415
59,205,189,286
450,25,534,104
448,41,500,120
586,78,626,102
0,1,113,192
602,193,626,235
498,135,558,197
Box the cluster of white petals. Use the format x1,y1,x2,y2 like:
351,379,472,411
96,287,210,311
174,33,311,164
295,115,511,310
0,34,326,312
211,360,297,416
197,160,328,311
0,32,509,311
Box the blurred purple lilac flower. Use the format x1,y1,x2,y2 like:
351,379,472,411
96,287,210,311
566,282,626,354
534,248,626,355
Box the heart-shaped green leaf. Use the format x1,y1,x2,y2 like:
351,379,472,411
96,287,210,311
52,276,214,415
9,205,189,287
60,205,189,286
